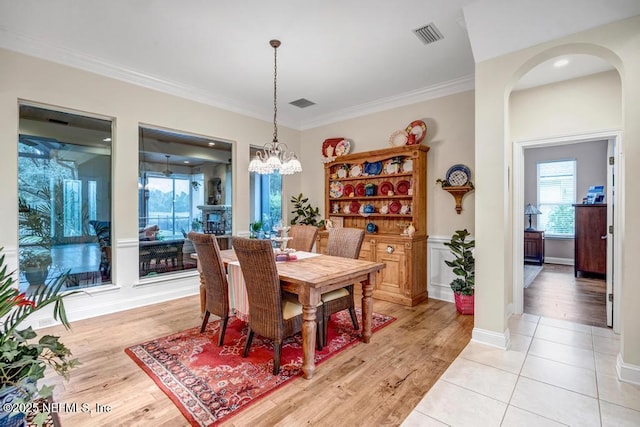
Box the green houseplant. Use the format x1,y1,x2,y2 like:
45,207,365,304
443,229,475,314
0,248,80,426
289,193,324,227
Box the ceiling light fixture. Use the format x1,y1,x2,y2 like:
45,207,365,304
248,40,302,175
553,58,569,68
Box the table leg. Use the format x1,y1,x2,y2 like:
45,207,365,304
361,275,373,343
301,304,317,380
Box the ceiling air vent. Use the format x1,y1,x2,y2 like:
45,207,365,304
413,23,444,45
289,98,316,108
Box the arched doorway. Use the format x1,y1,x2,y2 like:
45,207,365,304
506,48,623,333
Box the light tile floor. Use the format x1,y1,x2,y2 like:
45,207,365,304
401,314,640,426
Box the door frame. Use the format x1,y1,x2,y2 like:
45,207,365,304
512,129,622,332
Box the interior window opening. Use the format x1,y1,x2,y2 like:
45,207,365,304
138,126,232,279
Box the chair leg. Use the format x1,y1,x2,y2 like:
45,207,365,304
348,307,359,330
323,312,330,347
316,320,323,351
273,341,282,375
243,329,254,357
217,316,229,346
200,311,211,333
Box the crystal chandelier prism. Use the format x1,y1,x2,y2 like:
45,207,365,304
248,40,302,175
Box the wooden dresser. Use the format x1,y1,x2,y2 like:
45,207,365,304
317,145,429,306
573,204,607,277
524,230,544,265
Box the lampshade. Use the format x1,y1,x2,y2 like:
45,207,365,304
524,203,542,215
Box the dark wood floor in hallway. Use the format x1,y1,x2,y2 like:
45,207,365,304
524,263,607,328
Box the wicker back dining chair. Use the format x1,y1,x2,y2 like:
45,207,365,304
232,237,304,375
188,232,230,346
288,224,319,252
320,227,365,347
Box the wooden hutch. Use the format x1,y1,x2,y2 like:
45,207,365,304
317,144,429,306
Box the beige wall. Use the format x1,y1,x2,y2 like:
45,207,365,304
475,15,640,372
0,48,302,325
299,90,476,239
524,140,608,260
510,70,622,142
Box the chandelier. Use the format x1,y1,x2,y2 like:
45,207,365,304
248,40,302,175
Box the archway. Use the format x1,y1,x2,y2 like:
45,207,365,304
506,46,623,332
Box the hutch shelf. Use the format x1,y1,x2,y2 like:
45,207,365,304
317,144,429,306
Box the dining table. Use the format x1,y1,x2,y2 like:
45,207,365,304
197,248,385,380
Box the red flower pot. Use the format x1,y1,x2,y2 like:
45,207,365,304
454,292,474,315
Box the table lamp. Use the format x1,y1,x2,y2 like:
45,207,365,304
524,203,542,231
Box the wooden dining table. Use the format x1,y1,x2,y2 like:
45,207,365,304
211,248,385,380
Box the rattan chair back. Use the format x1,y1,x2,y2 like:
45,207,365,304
326,228,365,259
288,225,318,252
188,232,230,345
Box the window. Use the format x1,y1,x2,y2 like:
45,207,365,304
138,126,231,278
249,148,283,237
18,104,112,292
537,160,576,237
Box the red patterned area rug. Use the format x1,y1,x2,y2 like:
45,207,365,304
125,309,395,426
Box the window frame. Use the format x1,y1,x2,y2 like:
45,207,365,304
536,159,577,238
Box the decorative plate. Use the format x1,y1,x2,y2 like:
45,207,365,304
389,200,402,214
329,181,344,198
446,164,471,186
343,184,354,197
349,201,361,214
350,164,362,177
396,180,410,195
355,183,366,197
389,130,408,147
337,168,348,179
322,137,343,158
364,161,382,176
384,160,400,174
378,181,394,196
335,139,351,156
402,158,413,173
405,120,427,144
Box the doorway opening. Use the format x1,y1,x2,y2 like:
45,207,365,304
512,130,621,332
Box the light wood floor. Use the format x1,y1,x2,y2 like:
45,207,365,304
41,294,473,426
524,263,607,328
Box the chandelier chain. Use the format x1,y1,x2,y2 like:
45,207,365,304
273,42,278,143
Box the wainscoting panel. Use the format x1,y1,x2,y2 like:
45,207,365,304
427,236,457,303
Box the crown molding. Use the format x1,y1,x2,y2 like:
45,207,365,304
298,75,475,130
1,28,474,131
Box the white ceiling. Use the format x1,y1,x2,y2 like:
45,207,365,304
1,0,638,130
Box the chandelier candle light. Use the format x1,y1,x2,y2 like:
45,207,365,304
248,40,302,175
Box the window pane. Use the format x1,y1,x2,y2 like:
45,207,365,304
18,105,112,292
139,126,232,278
537,160,576,237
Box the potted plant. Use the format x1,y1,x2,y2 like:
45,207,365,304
443,229,475,314
289,193,324,227
0,248,80,426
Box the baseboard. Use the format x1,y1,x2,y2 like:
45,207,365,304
427,283,454,302
471,327,510,350
544,257,574,266
617,353,640,385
